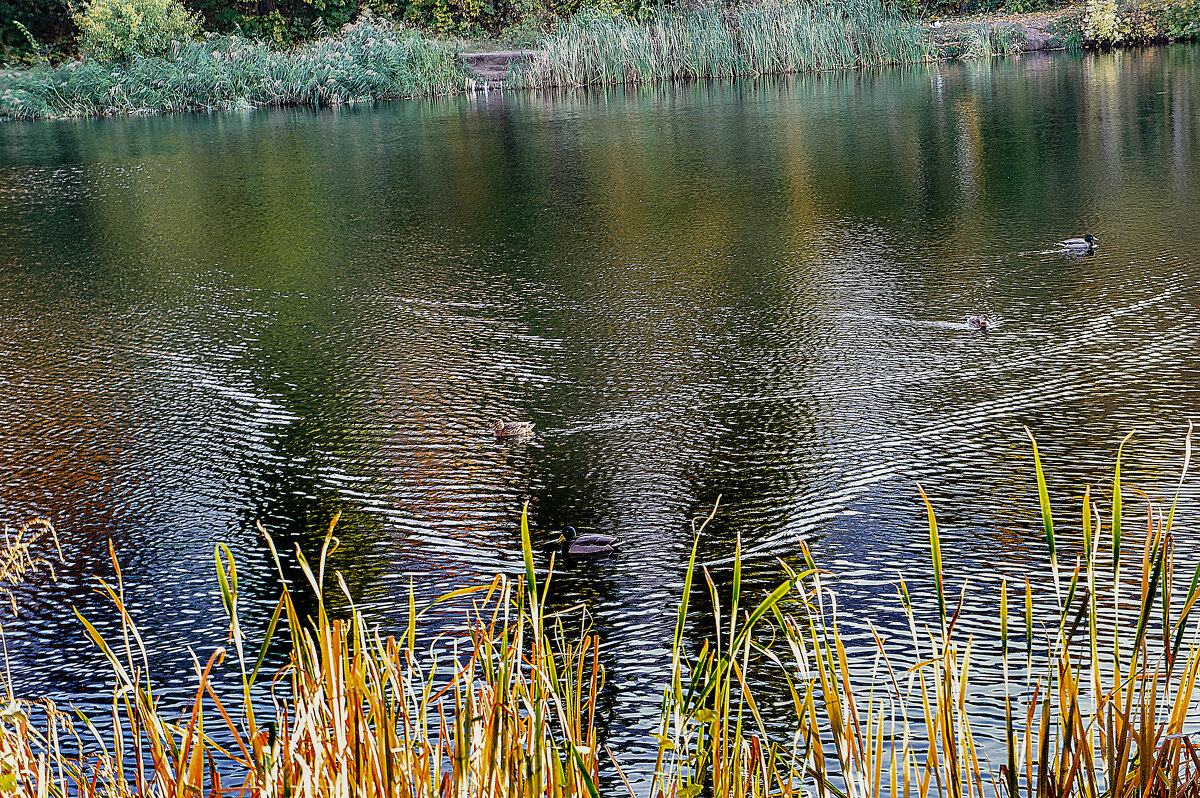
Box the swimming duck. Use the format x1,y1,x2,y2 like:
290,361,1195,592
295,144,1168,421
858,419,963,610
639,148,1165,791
490,420,534,438
967,314,992,330
1057,234,1098,252
558,526,621,557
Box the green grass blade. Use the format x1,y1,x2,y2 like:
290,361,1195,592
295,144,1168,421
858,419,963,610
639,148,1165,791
1026,427,1061,608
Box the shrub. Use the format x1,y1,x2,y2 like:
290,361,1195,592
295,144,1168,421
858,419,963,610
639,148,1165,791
1047,7,1085,46
1062,0,1200,44
1164,0,1200,35
1083,0,1121,41
73,0,202,63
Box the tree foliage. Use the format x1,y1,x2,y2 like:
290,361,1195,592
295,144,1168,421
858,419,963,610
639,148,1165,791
1,0,74,62
74,0,202,62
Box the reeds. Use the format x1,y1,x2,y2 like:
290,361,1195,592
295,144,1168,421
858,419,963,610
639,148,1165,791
507,1,930,88
2,428,1199,797
0,517,61,613
0,15,471,120
950,22,1026,58
787,425,1200,798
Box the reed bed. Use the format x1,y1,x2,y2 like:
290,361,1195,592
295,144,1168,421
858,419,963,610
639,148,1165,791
0,16,470,121
2,427,1199,797
507,1,931,88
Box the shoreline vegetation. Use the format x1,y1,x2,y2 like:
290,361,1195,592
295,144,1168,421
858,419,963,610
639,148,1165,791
3,0,1200,120
3,429,1200,796
507,0,929,88
0,16,470,121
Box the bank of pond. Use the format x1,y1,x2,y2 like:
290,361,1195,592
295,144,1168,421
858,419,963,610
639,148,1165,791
2,0,1198,121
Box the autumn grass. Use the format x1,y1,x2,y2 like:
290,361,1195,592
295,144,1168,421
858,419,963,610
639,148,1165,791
507,0,930,88
0,518,60,613
1,426,1199,796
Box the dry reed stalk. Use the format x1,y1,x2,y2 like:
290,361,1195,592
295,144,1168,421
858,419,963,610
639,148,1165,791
1,429,1199,797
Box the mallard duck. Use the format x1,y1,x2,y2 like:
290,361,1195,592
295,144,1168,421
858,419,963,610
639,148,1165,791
558,526,621,557
1057,234,1098,252
490,420,534,438
967,314,992,330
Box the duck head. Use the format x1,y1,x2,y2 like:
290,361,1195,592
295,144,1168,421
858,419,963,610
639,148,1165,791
1084,234,1098,245
555,526,579,549
489,420,504,434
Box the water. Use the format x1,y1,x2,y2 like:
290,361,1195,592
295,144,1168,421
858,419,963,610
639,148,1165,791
1,44,1199,776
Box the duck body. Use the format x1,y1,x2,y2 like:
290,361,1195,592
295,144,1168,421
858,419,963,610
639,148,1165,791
1057,234,1098,252
491,420,534,438
559,526,621,557
967,314,992,330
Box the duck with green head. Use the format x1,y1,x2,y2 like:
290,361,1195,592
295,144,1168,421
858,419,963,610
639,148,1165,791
1057,234,1098,252
558,526,621,558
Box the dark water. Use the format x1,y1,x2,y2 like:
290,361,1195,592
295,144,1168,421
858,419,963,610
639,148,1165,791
2,44,1200,776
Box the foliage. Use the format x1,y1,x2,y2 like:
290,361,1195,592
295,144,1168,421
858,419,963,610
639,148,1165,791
1001,0,1050,13
2,430,1200,797
73,0,202,62
1047,7,1085,45
1120,0,1200,38
0,15,468,119
1050,0,1200,44
1083,0,1121,41
508,0,930,88
0,0,74,64
1163,0,1200,35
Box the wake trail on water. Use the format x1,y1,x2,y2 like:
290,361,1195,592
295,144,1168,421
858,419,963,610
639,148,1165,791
703,285,1191,566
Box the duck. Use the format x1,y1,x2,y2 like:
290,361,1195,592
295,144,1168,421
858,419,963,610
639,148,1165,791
558,526,621,558
1057,234,1098,252
490,420,534,438
967,314,992,330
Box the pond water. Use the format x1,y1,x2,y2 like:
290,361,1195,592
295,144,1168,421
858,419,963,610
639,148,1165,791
1,44,1199,779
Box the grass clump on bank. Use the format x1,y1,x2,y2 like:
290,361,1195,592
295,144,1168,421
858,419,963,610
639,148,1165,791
507,0,930,87
2,427,1200,796
0,15,470,121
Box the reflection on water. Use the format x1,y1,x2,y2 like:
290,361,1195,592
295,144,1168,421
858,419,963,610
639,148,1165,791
1,44,1199,777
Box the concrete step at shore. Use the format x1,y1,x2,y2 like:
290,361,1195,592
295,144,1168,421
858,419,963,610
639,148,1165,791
458,50,539,87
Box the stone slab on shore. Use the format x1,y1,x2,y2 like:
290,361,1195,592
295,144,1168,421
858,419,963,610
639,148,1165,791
459,50,539,86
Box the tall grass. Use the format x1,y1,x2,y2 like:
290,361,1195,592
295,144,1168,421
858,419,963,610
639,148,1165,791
507,1,930,88
2,427,1199,796
0,16,472,121
950,22,1027,58
0,518,60,612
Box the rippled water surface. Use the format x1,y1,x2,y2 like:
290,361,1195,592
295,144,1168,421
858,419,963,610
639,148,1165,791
2,44,1200,774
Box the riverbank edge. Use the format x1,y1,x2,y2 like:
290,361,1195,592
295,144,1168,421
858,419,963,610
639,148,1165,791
463,7,1076,87
0,4,1192,120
